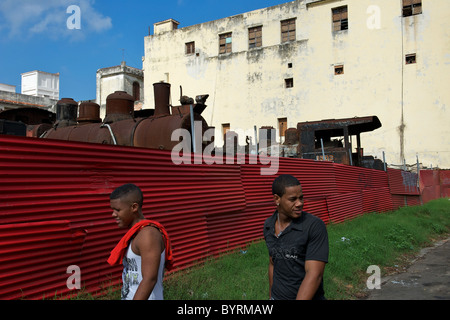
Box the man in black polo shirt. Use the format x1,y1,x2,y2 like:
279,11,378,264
264,174,329,300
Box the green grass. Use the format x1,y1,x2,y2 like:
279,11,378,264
163,241,270,300
323,198,450,299
65,198,450,300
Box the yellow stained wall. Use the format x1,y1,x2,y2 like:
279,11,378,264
143,0,450,168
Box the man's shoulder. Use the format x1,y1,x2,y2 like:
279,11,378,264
301,212,327,229
135,225,164,247
263,211,277,237
264,211,277,226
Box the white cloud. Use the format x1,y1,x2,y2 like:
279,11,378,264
0,0,112,41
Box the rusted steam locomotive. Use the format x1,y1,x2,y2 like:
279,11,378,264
34,82,210,151
1,81,384,170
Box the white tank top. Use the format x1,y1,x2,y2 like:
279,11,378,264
121,240,165,300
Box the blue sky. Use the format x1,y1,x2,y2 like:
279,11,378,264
0,0,290,102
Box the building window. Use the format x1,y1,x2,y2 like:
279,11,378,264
219,33,232,54
285,78,294,88
248,26,262,49
133,82,140,101
334,65,344,75
281,19,296,43
278,118,288,140
185,41,195,55
405,53,417,64
222,123,230,139
332,6,348,31
402,0,422,17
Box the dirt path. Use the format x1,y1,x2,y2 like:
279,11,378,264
365,237,450,300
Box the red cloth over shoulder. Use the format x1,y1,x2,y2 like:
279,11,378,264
107,219,174,271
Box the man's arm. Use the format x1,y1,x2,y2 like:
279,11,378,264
268,256,274,299
132,226,164,300
296,260,326,300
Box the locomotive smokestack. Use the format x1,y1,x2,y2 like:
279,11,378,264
104,91,135,124
78,102,101,123
153,82,171,117
55,98,78,128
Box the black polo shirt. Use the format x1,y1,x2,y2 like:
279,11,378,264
263,211,329,300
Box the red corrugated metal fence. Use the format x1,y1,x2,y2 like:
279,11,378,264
0,135,440,299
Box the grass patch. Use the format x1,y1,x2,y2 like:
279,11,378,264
323,198,450,299
163,242,270,300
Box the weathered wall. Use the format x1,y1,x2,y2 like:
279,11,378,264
0,90,57,111
96,62,144,119
143,0,450,168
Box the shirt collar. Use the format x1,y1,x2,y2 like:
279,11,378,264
266,210,305,232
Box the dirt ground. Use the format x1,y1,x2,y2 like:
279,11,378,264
364,236,450,300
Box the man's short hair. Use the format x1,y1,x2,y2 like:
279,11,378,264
110,184,144,208
272,174,301,197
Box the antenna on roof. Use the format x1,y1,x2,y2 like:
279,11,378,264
121,48,125,64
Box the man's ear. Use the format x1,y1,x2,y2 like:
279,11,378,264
273,194,280,206
131,202,139,213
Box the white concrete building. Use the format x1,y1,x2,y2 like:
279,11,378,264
21,70,59,100
96,61,144,119
143,0,450,168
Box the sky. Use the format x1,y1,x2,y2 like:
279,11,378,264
0,0,290,102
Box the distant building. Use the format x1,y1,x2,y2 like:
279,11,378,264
96,61,144,119
143,0,450,168
0,83,16,93
0,91,57,112
21,70,59,100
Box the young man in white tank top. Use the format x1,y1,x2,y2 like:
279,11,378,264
109,184,168,300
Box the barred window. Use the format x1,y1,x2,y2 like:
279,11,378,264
222,123,230,139
281,19,296,43
278,118,288,138
332,6,348,32
402,0,422,17
285,78,294,88
334,65,344,75
185,41,195,55
405,54,416,64
249,26,262,49
219,33,232,54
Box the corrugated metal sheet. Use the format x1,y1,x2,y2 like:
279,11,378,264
362,187,393,214
303,198,330,225
387,168,420,195
406,195,422,207
0,135,433,300
440,170,450,198
327,192,364,224
0,220,86,299
0,135,246,299
419,170,440,204
333,163,389,194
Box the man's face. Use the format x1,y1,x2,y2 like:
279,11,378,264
110,197,138,228
274,185,304,219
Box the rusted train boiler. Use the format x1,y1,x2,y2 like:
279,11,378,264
41,82,211,151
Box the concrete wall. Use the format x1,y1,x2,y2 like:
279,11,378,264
96,62,144,119
0,90,57,112
143,0,450,168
